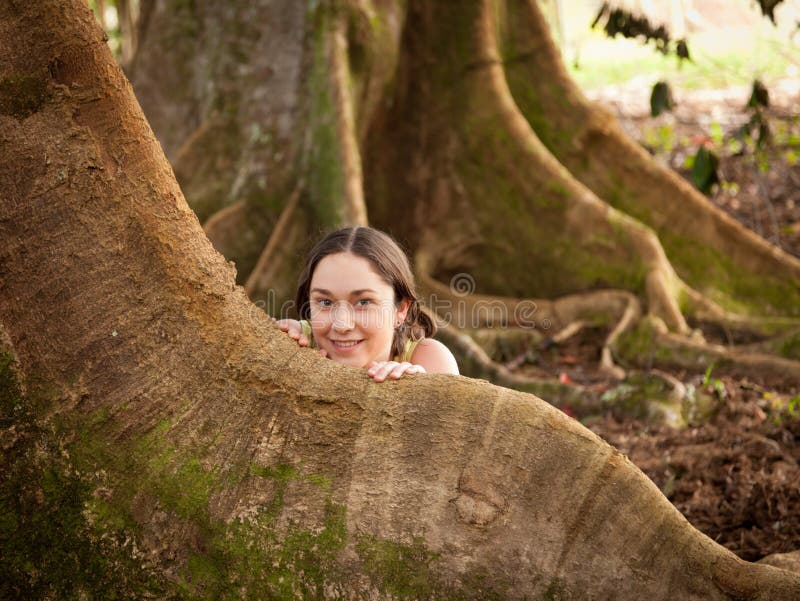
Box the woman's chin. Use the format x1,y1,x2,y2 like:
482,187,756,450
325,347,369,368
334,354,367,368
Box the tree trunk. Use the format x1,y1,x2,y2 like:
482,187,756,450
129,0,800,391
2,1,800,599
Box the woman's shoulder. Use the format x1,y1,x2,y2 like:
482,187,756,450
409,338,459,375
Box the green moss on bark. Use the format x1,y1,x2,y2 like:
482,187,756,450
356,535,440,599
660,231,800,318
0,354,179,599
304,4,348,228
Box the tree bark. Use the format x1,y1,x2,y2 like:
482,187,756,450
2,0,800,599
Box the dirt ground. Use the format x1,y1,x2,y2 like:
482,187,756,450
517,82,800,562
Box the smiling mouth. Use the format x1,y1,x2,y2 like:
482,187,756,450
331,340,363,348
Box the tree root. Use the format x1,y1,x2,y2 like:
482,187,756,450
465,0,691,334
682,286,800,340
501,0,800,304
416,249,638,380
433,322,599,414
614,316,800,387
244,183,305,305
326,11,368,226
407,0,800,396
759,551,800,575
202,200,273,284
171,118,242,223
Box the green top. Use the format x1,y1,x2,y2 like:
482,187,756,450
299,320,421,363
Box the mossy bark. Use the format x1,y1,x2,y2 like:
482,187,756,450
3,1,800,600
498,0,800,318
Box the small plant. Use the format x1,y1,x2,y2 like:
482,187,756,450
765,392,800,426
650,81,675,117
788,395,800,418
690,146,720,195
642,123,676,156
701,364,726,400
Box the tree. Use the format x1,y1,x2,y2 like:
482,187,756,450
1,0,799,599
130,0,800,402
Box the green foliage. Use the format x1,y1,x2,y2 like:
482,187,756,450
747,79,770,110
689,146,720,195
591,2,690,60
701,364,726,400
755,0,787,24
650,80,675,117
642,123,676,154
764,391,800,426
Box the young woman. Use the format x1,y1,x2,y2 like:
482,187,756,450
275,226,459,382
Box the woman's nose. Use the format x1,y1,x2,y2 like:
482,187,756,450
331,301,355,331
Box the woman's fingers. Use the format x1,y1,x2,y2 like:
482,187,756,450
274,319,308,346
368,361,422,382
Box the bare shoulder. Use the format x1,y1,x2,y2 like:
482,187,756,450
410,338,459,375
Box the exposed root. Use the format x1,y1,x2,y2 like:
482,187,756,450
470,0,689,336
244,183,305,304
682,285,800,340
172,118,241,223
759,551,800,575
433,322,598,413
328,13,368,226
203,200,244,238
614,316,800,387
550,320,586,344
503,0,800,288
417,249,638,380
649,368,688,403
203,201,273,283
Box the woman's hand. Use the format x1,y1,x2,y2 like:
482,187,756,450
367,361,425,382
274,318,310,346
273,318,327,357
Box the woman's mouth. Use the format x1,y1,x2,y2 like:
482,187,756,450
331,339,363,349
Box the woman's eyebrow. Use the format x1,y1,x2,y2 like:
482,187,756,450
309,288,378,296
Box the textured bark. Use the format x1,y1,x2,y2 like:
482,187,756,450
499,0,800,319
2,0,800,599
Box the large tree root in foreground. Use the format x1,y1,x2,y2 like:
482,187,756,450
3,1,800,597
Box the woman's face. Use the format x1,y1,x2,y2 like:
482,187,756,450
308,252,408,368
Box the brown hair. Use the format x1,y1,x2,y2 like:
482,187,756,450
296,226,436,359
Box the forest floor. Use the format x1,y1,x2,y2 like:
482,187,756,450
517,81,800,562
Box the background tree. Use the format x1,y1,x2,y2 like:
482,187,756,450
128,0,800,404
2,0,800,599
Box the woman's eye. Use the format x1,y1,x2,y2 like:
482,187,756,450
316,298,332,308
356,299,372,307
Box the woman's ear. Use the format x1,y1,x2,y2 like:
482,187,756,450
395,298,411,326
